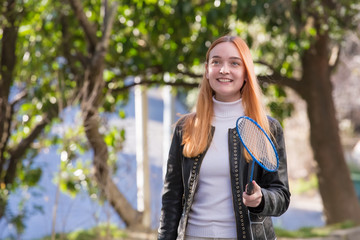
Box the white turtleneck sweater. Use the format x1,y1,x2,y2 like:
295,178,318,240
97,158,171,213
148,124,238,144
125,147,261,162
185,97,245,238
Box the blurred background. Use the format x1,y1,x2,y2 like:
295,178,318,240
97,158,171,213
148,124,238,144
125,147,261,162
0,0,360,239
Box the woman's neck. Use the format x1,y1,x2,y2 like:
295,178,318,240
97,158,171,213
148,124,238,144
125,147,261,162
212,96,244,118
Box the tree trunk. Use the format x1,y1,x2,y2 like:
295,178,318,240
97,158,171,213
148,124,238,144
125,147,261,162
299,33,360,224
82,104,143,229
0,0,57,220
0,0,18,176
69,0,146,228
0,0,19,219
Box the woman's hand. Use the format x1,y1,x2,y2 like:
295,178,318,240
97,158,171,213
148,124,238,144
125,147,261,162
243,180,263,207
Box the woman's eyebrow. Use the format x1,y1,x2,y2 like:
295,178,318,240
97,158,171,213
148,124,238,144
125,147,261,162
229,57,243,61
210,56,242,61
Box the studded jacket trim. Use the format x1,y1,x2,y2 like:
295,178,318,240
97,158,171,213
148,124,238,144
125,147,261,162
158,116,290,240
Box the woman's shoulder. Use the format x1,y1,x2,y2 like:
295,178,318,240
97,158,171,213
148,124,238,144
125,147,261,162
175,112,195,128
171,113,195,141
266,115,283,132
267,115,280,124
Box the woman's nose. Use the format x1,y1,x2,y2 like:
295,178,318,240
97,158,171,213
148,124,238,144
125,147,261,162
220,64,229,74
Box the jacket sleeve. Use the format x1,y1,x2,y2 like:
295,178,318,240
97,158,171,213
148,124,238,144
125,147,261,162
158,124,184,240
249,117,291,216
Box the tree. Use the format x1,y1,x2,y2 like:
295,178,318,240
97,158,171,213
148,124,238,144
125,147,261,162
0,0,60,222
249,0,360,224
64,0,145,228
57,0,236,229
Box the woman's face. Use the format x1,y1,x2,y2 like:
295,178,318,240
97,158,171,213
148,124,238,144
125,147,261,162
206,42,246,102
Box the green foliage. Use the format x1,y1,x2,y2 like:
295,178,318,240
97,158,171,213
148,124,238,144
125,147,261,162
291,174,319,195
40,224,128,240
275,220,356,238
37,220,356,239
56,158,100,199
9,213,26,236
2,187,45,238
263,85,294,125
51,112,125,200
104,124,126,173
19,167,42,187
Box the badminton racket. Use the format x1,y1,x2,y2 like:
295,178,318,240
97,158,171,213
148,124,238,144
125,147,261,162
236,116,279,195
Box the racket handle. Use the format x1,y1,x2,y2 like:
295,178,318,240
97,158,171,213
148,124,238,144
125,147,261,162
246,181,254,195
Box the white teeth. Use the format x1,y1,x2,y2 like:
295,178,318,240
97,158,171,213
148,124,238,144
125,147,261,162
218,78,232,82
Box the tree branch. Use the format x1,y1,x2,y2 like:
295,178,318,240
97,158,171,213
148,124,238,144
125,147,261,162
176,69,203,79
111,79,199,93
329,44,341,72
1,0,19,99
102,2,118,44
68,0,98,50
5,105,58,185
257,73,301,91
10,90,27,107
92,1,118,68
0,100,11,178
60,12,86,75
255,60,302,91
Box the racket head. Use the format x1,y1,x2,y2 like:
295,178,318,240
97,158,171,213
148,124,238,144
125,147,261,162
236,116,279,172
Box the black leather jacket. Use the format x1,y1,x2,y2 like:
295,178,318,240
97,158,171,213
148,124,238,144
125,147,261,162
158,117,290,240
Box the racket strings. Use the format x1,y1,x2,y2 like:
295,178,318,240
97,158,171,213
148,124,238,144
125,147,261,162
237,119,277,171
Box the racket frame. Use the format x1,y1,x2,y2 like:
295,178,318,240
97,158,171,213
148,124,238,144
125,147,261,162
235,116,280,194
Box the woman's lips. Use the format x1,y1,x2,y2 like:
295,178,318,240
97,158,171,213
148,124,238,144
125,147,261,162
217,78,232,82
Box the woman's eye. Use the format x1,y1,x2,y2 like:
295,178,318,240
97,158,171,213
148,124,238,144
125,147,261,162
212,60,219,65
232,62,240,66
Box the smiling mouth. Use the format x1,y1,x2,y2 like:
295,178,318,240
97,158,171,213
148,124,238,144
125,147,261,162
217,78,232,83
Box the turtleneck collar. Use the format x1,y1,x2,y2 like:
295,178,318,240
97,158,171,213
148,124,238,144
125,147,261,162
212,96,244,118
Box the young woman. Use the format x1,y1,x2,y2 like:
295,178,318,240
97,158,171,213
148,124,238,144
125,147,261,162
158,35,290,240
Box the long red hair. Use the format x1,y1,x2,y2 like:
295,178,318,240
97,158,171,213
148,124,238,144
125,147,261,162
181,35,270,158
